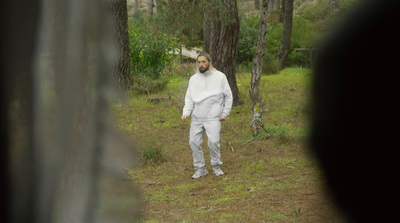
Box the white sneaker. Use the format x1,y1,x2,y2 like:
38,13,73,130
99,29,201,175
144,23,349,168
192,167,208,179
213,165,224,176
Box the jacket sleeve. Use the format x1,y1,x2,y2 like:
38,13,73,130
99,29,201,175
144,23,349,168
221,76,233,117
182,79,194,117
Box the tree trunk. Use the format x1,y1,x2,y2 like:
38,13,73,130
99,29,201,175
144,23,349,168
148,0,154,15
250,0,269,136
279,0,285,23
108,0,133,90
155,0,161,13
3,0,139,222
255,0,260,10
204,0,240,105
268,0,280,13
277,0,293,70
134,0,139,12
331,0,339,14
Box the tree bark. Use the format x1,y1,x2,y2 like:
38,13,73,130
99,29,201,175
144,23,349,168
108,0,133,90
204,0,240,105
331,0,339,14
250,0,269,136
134,0,139,12
277,0,293,70
155,0,161,13
279,0,285,23
255,0,260,10
148,0,154,15
4,0,139,222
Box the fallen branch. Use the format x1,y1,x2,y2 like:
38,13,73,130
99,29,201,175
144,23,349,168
279,157,295,169
228,141,234,152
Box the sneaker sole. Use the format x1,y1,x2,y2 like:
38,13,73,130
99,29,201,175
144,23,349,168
192,171,208,179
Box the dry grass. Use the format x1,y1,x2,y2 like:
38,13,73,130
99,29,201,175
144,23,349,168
112,67,346,222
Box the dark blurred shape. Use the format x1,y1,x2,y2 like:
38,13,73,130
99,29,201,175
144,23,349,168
311,0,400,222
1,0,40,222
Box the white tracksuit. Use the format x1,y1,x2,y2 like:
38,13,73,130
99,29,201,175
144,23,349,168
182,68,233,169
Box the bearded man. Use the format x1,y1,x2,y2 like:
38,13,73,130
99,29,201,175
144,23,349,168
182,52,233,179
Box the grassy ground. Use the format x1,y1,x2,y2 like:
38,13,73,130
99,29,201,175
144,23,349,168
112,67,346,222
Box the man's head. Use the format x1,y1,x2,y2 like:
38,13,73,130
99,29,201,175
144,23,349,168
197,52,212,73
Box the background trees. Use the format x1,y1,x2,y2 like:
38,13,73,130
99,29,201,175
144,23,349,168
108,0,133,90
124,0,359,103
250,0,269,136
277,0,294,70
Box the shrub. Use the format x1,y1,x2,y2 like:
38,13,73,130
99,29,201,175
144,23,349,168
129,23,179,80
237,13,259,64
131,75,169,95
141,139,166,166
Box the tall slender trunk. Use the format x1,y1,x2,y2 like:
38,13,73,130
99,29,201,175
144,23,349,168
277,0,293,70
148,0,153,15
250,0,269,136
109,0,133,90
134,0,139,12
255,0,260,10
331,0,339,14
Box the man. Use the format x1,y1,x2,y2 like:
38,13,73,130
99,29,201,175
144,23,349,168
182,52,233,179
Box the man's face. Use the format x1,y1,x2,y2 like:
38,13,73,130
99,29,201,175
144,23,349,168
198,56,210,73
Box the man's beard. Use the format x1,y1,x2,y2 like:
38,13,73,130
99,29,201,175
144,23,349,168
199,66,209,73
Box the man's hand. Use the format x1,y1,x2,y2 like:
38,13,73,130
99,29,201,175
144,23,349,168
182,115,187,122
219,115,227,121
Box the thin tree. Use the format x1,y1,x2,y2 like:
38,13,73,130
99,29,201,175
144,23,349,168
279,0,285,23
148,0,154,15
255,0,260,10
134,0,139,12
250,0,269,136
277,0,294,70
155,0,162,13
108,0,133,90
204,0,241,105
331,0,339,14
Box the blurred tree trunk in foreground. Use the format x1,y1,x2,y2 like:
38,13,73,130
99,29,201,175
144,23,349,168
2,0,139,222
250,0,269,136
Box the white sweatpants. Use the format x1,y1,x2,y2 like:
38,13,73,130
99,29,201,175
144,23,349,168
189,119,223,169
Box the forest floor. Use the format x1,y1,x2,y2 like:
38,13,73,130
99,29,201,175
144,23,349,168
112,67,347,222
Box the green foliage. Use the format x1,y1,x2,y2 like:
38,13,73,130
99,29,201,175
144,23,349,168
235,0,360,73
237,13,259,64
261,16,319,73
152,0,209,48
129,13,179,80
131,75,169,95
296,0,331,22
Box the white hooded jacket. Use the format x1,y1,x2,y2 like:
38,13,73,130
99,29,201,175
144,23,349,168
183,69,233,121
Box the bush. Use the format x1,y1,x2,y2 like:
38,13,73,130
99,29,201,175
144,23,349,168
237,14,259,64
131,75,169,95
129,22,179,80
141,139,166,166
